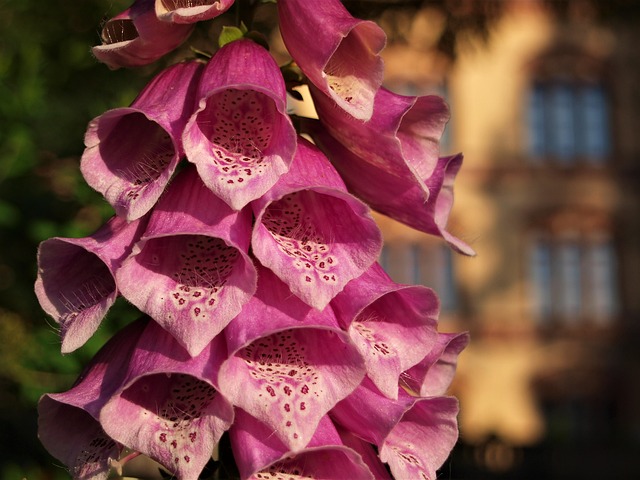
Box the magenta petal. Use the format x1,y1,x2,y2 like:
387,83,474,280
379,396,460,480
38,319,149,479
218,267,366,451
81,61,202,220
231,410,374,480
92,0,194,69
403,331,470,397
278,0,386,120
34,215,148,353
252,138,382,310
155,0,234,23
183,39,296,210
100,320,234,480
311,121,474,255
336,426,393,480
332,263,439,399
116,166,257,356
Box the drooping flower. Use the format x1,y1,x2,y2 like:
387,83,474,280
116,165,257,356
183,39,297,210
81,61,203,221
155,0,235,24
331,377,460,480
38,318,149,480
402,331,470,397
34,215,148,353
230,409,375,480
277,0,386,120
331,262,439,399
310,119,474,255
251,137,382,310
92,0,194,69
99,319,234,480
217,265,366,452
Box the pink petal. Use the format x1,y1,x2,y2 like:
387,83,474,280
81,61,202,220
231,411,374,480
218,266,366,451
38,319,150,479
278,0,386,120
155,0,234,23
92,0,194,69
100,320,234,480
251,137,382,310
34,215,148,353
332,263,439,399
402,331,470,397
183,39,296,210
116,166,257,356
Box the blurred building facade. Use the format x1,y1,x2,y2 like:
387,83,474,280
377,1,640,478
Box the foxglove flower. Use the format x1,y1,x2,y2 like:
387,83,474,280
217,266,366,451
251,137,382,310
34,215,148,353
311,121,474,255
402,331,470,397
38,319,149,480
100,319,234,480
155,0,235,24
331,377,460,480
331,262,439,399
81,61,203,221
183,39,297,210
277,0,386,120
230,410,374,480
93,0,194,69
116,166,257,356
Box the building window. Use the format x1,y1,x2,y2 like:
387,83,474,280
529,232,619,326
527,82,611,164
379,243,458,313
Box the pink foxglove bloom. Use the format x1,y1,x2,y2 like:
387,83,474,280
81,61,203,221
183,39,297,210
38,319,149,480
100,319,234,480
403,331,470,397
92,0,194,69
332,377,460,480
331,263,439,399
217,266,366,451
277,0,386,120
116,166,257,356
251,138,382,310
311,121,474,255
155,0,235,24
34,215,148,353
230,410,374,480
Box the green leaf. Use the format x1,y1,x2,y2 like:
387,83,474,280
218,25,245,48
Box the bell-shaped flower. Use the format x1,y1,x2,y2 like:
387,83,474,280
310,119,474,255
277,0,386,120
183,39,296,210
331,377,460,480
92,0,194,69
34,215,148,353
217,266,366,452
116,166,257,356
230,410,375,480
251,137,382,310
81,61,203,221
331,262,439,399
402,331,470,397
100,319,234,480
155,0,235,24
336,425,393,480
38,318,149,480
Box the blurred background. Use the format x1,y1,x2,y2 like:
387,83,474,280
1,0,639,478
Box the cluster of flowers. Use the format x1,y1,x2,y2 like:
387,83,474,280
35,0,473,479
